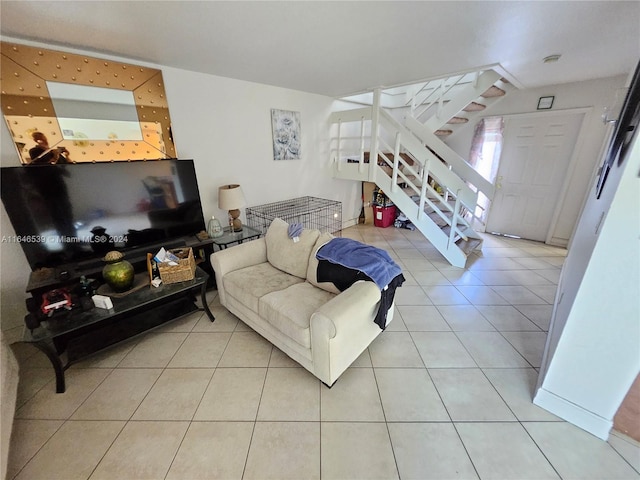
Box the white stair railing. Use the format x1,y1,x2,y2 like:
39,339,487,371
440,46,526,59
329,65,511,265
410,74,469,122
423,69,502,132
405,115,496,201
378,108,478,212
329,106,372,173
329,103,477,264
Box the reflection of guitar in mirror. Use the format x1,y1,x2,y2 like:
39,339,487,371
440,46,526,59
28,132,71,165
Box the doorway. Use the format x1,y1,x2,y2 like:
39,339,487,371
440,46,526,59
486,111,585,242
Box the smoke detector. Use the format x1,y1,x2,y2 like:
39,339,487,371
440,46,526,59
543,54,562,64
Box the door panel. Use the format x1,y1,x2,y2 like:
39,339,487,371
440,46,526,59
486,113,584,241
523,196,544,226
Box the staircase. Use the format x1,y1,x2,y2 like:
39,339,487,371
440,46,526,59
329,68,511,267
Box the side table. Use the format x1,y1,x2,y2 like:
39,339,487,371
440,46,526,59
211,225,262,250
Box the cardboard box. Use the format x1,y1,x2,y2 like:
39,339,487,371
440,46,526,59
363,205,374,225
363,181,376,225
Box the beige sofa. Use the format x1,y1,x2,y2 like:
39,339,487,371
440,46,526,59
210,218,395,386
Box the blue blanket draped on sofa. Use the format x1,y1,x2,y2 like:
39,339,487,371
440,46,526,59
316,237,402,289
316,238,404,330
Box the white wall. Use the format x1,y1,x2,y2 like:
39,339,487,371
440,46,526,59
534,130,640,440
161,67,362,225
1,119,31,342
446,75,628,246
0,203,30,342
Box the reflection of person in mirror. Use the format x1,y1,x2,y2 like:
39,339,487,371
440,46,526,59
28,132,71,164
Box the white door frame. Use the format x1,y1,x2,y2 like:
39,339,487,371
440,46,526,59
484,107,593,245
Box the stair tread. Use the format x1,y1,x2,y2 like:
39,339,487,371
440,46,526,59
435,129,453,136
447,116,469,124
481,85,506,98
457,237,483,256
429,213,448,228
440,221,471,233
463,101,486,112
428,211,468,228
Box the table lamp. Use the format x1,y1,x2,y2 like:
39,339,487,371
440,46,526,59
218,184,246,232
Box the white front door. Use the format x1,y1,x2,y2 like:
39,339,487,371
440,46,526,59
486,112,585,242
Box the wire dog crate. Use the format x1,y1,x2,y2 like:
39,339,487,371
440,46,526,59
246,196,342,236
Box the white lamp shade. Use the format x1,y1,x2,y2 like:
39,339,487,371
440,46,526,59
218,184,246,210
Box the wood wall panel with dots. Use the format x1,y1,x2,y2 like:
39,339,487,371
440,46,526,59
1,42,177,163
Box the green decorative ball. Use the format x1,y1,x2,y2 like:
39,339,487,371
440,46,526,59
102,251,134,293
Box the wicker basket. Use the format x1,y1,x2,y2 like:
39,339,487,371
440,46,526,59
157,248,196,285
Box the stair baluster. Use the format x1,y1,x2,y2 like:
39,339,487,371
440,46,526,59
329,67,509,267
359,116,366,174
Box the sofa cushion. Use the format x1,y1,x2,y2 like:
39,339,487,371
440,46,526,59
259,282,336,349
223,262,303,313
265,218,320,279
306,232,341,294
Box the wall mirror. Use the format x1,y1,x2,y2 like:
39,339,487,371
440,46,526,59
1,41,177,163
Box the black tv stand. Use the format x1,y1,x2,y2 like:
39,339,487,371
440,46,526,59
25,234,218,294
22,266,214,393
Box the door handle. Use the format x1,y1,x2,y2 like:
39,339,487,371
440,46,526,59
496,175,503,189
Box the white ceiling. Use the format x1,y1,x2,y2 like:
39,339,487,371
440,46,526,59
1,1,639,97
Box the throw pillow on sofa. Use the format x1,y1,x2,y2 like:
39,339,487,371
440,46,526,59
265,217,320,278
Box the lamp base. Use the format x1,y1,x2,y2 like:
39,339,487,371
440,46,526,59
229,209,243,232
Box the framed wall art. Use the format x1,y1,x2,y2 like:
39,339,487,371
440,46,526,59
271,109,301,160
537,96,555,110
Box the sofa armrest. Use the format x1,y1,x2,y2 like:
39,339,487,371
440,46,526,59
210,237,267,304
210,237,267,276
311,281,388,385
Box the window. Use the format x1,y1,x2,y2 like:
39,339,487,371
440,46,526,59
469,117,504,223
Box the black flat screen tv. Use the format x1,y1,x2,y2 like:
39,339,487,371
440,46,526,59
1,159,206,271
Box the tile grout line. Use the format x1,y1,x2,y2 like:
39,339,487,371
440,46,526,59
518,421,565,480
450,421,483,480
160,317,232,479
240,348,271,480
85,420,128,480
607,436,640,475
89,324,197,479
371,355,402,480
8,419,67,480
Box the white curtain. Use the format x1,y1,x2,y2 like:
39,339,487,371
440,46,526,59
468,117,504,223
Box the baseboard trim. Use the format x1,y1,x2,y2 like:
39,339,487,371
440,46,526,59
342,218,359,229
547,236,569,248
534,388,613,440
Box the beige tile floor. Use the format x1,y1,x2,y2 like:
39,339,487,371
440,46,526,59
7,224,640,480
